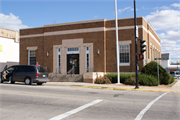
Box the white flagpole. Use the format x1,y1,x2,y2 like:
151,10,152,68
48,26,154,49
115,0,120,84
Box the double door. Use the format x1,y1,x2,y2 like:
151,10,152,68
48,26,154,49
67,54,79,74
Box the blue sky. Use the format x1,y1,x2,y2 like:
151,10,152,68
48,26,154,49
0,0,180,63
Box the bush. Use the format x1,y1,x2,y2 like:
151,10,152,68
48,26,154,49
141,61,170,85
95,76,112,84
124,77,136,85
106,73,135,83
138,74,158,86
169,75,175,84
120,73,135,83
105,74,117,83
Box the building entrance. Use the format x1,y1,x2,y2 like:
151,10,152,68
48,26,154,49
67,54,79,74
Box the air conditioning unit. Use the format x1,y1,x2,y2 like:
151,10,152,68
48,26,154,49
145,59,149,64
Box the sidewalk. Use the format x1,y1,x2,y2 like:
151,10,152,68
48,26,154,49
44,80,180,93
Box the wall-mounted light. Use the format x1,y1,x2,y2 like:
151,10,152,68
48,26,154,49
97,49,100,55
47,51,49,56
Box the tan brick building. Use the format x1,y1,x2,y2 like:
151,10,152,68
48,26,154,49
20,17,161,76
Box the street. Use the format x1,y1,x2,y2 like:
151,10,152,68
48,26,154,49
0,83,180,120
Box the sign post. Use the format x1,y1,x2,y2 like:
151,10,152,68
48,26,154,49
154,58,161,86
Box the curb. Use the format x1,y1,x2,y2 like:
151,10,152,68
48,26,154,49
71,85,177,93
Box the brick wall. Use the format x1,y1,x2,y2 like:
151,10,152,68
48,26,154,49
20,17,160,73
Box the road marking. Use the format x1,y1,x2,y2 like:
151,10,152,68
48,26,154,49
134,92,168,120
49,99,103,120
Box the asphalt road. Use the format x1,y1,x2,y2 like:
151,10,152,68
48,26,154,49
0,83,180,120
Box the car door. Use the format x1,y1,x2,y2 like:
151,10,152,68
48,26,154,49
13,66,24,82
5,66,15,80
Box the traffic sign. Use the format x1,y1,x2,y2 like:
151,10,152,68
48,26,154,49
154,58,161,60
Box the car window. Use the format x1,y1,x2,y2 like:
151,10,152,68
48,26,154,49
16,66,24,72
37,66,47,72
176,72,180,75
6,66,15,71
24,66,35,72
170,72,174,74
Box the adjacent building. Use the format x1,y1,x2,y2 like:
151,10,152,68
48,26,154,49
20,17,161,76
0,28,19,71
161,53,180,72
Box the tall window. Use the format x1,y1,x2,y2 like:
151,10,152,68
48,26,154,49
119,45,130,65
29,50,36,65
86,47,89,72
58,48,61,74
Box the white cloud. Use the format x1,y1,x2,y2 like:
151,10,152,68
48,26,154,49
171,3,180,8
118,6,131,14
94,15,98,18
118,6,138,14
145,9,180,31
0,13,28,31
154,6,170,10
160,30,180,58
145,3,180,61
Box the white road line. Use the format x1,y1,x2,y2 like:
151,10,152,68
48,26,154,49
135,92,168,120
49,99,103,120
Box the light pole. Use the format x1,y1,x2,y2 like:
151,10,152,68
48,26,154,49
134,0,139,89
115,0,120,84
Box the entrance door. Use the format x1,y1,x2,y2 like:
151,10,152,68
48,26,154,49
67,54,79,74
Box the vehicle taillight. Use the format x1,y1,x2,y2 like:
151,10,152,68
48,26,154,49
36,73,39,77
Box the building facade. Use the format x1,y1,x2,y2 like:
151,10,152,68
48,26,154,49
0,28,19,71
20,17,161,75
161,53,180,72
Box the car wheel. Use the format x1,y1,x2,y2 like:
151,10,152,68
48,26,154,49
37,83,43,85
24,78,31,85
0,76,3,83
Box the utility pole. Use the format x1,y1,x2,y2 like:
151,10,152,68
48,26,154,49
134,0,139,89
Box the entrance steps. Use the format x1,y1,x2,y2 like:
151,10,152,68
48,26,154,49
49,74,83,82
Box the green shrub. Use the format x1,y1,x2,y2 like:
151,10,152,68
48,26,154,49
95,76,112,84
120,73,135,83
106,73,135,83
124,77,136,85
169,75,175,84
105,74,117,83
138,74,158,86
141,61,170,85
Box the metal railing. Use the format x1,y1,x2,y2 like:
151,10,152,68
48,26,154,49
67,67,75,75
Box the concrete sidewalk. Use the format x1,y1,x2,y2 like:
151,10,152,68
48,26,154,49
44,79,180,93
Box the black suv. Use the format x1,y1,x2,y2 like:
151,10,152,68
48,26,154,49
0,65,49,85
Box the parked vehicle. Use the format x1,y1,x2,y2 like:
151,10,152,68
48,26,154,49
170,71,180,79
0,65,49,85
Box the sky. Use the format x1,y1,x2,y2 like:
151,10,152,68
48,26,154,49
0,0,180,63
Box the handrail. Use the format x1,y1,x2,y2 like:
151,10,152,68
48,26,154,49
57,66,61,74
67,67,75,75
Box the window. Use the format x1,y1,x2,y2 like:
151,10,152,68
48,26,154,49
119,45,130,65
86,47,89,72
67,47,79,51
58,48,61,74
24,66,35,72
37,66,47,72
29,50,36,65
67,47,79,54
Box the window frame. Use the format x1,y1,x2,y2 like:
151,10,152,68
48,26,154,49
119,44,130,66
28,50,36,65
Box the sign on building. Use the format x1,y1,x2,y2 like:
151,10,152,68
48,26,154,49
161,53,169,60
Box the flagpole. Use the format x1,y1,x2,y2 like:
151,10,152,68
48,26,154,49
115,0,120,84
